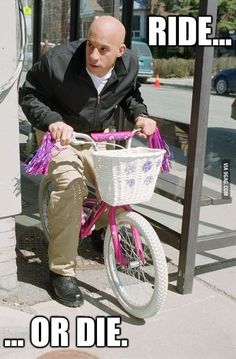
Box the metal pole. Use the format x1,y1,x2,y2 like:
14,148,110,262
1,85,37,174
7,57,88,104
177,0,218,294
70,0,80,41
116,1,134,131
113,0,120,19
32,0,42,64
121,0,134,48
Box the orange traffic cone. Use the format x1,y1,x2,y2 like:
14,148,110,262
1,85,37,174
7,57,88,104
154,73,161,88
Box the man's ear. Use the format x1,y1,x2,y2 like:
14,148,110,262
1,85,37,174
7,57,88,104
117,44,126,57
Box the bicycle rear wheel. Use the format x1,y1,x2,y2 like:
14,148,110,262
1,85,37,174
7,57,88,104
104,211,168,319
38,176,54,242
38,177,97,242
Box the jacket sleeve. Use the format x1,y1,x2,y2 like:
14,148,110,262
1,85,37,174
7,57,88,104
19,54,63,131
119,79,149,123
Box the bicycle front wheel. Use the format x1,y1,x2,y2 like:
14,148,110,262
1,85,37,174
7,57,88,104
104,211,168,319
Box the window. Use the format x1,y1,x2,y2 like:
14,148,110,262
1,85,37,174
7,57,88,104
132,15,140,38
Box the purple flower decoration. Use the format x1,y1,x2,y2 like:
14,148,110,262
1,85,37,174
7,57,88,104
143,160,153,173
126,178,135,187
144,176,154,185
125,164,136,175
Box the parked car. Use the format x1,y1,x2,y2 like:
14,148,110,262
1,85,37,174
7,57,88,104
131,40,154,82
211,68,236,95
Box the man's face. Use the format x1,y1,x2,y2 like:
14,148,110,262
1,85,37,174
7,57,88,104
86,30,125,77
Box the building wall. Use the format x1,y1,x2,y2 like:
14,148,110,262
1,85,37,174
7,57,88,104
41,0,148,44
0,2,21,218
42,0,70,44
0,0,21,290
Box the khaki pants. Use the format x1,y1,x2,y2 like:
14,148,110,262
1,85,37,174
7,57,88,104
36,130,107,277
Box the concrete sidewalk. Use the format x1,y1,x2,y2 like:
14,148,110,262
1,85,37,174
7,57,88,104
1,269,236,359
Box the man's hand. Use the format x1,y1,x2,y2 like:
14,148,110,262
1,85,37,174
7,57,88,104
134,116,157,138
48,121,74,146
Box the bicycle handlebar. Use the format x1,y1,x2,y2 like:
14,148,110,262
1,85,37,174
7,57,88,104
71,129,141,149
90,129,140,142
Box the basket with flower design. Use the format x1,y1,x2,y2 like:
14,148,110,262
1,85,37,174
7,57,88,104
92,147,166,206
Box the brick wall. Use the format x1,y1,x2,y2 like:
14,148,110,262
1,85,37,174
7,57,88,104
42,0,70,44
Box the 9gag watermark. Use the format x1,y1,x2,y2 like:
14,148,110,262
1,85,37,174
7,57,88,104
2,316,129,350
148,16,232,47
222,160,231,199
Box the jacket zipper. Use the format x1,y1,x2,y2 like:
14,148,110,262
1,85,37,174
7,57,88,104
93,94,101,130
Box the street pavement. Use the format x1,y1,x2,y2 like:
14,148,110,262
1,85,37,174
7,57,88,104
0,78,236,359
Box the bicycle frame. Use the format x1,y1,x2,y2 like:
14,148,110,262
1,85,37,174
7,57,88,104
35,129,149,267
79,197,145,267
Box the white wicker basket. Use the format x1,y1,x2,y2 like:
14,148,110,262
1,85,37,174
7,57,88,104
92,147,165,206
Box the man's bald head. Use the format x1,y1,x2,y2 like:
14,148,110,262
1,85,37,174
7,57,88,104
88,16,126,47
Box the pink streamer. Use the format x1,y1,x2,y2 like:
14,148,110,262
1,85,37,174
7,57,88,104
24,131,63,176
148,128,171,172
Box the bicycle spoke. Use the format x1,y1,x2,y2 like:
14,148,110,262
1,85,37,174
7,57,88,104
109,221,157,307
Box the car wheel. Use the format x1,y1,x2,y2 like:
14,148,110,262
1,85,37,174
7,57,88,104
215,77,228,95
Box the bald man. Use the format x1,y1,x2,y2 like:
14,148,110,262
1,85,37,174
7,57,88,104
19,16,157,307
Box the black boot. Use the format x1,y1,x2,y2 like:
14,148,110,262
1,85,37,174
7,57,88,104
49,271,84,307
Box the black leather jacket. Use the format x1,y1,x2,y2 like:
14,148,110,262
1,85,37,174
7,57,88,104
19,40,149,133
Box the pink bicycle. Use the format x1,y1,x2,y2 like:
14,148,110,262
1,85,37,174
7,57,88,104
37,129,168,319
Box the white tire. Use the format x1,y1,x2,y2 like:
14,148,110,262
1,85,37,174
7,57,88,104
38,176,53,242
104,211,168,319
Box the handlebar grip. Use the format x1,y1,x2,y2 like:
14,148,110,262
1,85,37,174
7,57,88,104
91,131,133,142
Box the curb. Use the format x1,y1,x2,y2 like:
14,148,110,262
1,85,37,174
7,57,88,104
147,77,193,89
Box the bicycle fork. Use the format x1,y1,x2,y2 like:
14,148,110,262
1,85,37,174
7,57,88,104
108,207,145,267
